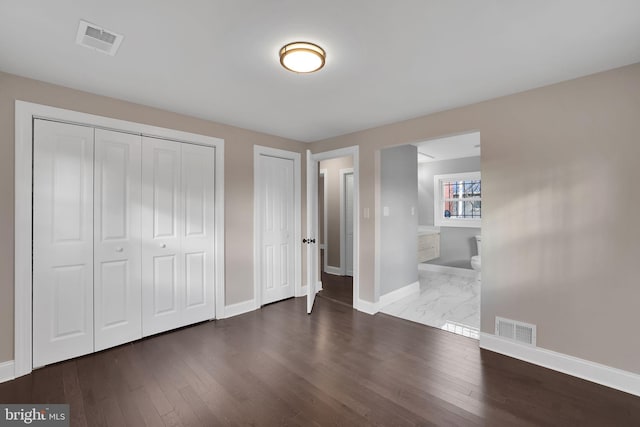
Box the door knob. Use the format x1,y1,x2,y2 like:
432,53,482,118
160,243,167,248
115,247,124,252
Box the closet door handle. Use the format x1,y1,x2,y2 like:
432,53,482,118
160,243,167,249
115,247,124,252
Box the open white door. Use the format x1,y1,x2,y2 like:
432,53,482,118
306,150,319,313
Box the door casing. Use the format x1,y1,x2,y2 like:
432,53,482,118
14,100,225,378
308,146,360,310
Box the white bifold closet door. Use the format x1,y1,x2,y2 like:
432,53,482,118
33,121,144,365
141,137,215,336
33,120,95,367
93,129,142,351
33,121,215,366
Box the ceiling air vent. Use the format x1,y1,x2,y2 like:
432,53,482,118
75,20,123,56
495,317,536,346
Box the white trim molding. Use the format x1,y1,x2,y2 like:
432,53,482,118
0,360,15,384
324,266,343,276
319,168,329,274
339,168,354,277
354,299,379,315
15,100,225,378
480,333,640,397
253,145,302,308
222,300,259,319
379,281,420,309
418,263,477,277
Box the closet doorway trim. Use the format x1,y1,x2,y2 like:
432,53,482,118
14,100,225,378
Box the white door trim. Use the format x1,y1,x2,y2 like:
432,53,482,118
253,145,302,304
14,100,225,378
319,168,328,274
339,168,354,276
311,146,360,309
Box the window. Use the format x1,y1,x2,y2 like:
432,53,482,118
434,172,481,227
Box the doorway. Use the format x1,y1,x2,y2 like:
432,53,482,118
315,160,353,306
377,132,482,339
306,147,359,313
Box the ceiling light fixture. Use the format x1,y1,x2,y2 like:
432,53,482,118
279,42,326,73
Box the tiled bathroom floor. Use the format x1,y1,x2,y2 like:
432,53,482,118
380,268,480,339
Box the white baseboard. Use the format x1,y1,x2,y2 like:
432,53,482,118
317,280,323,291
222,299,258,319
354,299,379,315
0,360,15,384
379,281,420,309
324,265,344,276
480,333,640,397
419,263,476,277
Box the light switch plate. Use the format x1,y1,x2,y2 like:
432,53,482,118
383,206,390,216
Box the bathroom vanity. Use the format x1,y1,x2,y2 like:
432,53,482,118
418,226,440,262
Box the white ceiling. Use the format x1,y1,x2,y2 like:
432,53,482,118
1,1,639,142
415,132,480,163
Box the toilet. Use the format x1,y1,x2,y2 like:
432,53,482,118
471,235,481,280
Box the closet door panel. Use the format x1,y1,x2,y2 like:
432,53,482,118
33,120,94,367
94,129,142,351
142,137,183,336
181,144,215,324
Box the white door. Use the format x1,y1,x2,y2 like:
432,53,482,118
141,137,215,336
142,137,183,336
306,150,319,313
345,173,354,276
33,120,95,367
181,143,216,324
93,129,142,351
258,154,295,305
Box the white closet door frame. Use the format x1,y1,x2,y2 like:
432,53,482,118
14,101,225,378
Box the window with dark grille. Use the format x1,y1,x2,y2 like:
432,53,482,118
434,172,481,227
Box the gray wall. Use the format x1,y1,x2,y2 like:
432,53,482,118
380,145,418,295
418,156,481,268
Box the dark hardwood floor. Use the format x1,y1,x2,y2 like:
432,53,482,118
318,270,353,306
2,297,640,426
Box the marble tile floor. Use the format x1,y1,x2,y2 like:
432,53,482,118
380,269,480,339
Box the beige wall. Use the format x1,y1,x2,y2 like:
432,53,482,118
319,156,353,269
0,71,306,363
311,63,640,374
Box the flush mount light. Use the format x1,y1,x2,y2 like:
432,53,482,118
279,42,326,73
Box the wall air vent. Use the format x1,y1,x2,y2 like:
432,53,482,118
75,20,123,56
495,317,536,346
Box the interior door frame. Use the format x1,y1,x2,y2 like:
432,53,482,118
310,146,360,310
253,145,303,307
339,168,354,276
319,168,328,274
14,100,225,378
